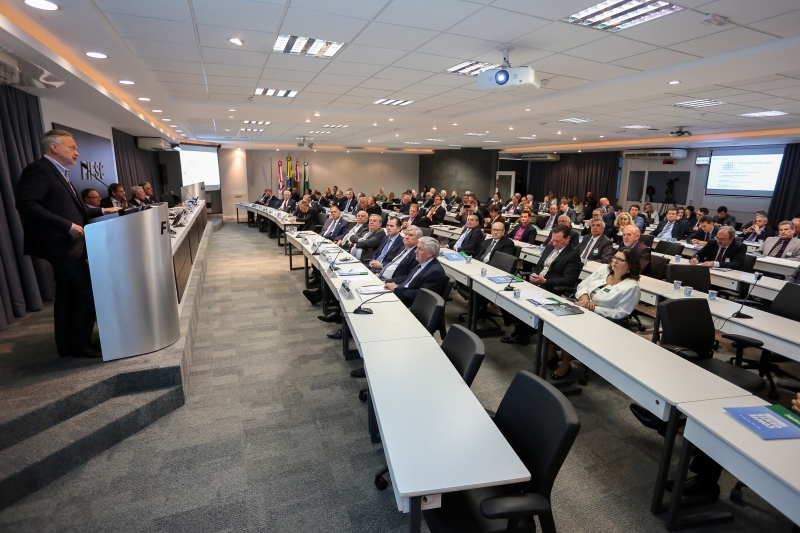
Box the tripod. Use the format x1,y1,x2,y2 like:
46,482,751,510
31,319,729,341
659,183,677,217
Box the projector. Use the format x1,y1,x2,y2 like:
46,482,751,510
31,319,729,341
477,66,540,90
669,128,693,138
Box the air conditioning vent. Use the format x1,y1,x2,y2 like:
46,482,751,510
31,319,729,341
521,153,560,161
623,149,688,159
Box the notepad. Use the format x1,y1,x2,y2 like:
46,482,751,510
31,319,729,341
356,285,391,295
336,257,359,264
442,252,465,261
724,405,800,440
337,269,368,276
488,276,523,284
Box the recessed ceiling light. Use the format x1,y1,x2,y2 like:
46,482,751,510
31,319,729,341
119,80,135,85
525,108,531,112
373,123,377,126
372,99,414,106
509,127,514,130
426,139,444,142
573,137,577,140
599,135,604,137
448,144,462,147
669,80,681,85
673,99,724,109
273,34,345,58
175,130,183,132
162,118,171,121
255,88,296,97
452,123,458,126
368,139,371,143
243,120,270,125
446,60,500,76
308,131,331,134
562,0,683,33
482,140,499,143
433,126,437,130
323,125,348,128
463,133,487,136
24,0,58,10
347,150,350,153
578,150,582,152
228,115,234,118
85,51,107,59
517,136,536,140
170,125,177,128
557,131,562,134
314,112,320,117
225,129,230,132
228,108,235,112
389,118,394,121
229,38,243,46
152,109,162,113
138,97,151,101
485,131,489,133
404,141,421,145
559,118,593,123
621,125,655,129
180,134,187,137
740,110,788,117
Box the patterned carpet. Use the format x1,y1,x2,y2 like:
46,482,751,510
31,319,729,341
0,222,795,533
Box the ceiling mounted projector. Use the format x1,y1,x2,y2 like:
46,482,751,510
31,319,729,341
669,127,692,138
477,46,540,90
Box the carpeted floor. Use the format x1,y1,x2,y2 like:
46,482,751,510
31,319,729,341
0,222,796,532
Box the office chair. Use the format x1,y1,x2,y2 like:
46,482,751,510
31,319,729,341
161,193,180,207
653,240,683,256
438,278,456,340
422,371,580,533
648,254,669,280
420,227,433,237
716,254,757,300
639,234,655,248
457,252,517,333
665,264,712,293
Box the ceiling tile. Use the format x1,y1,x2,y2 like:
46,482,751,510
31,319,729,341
205,76,258,88
164,90,210,99
418,73,475,88
749,9,800,38
358,78,412,91
347,87,391,98
125,38,200,61
564,36,657,63
390,52,465,73
288,0,386,19
139,57,204,74
95,0,192,21
417,34,501,59
335,44,408,66
321,61,385,77
206,85,254,95
105,13,197,45
435,87,484,99
611,48,699,71
487,0,593,21
376,0,483,31
471,46,553,66
149,71,206,84
192,0,285,32
668,27,778,57
575,63,641,81
541,76,592,90
512,23,605,53
733,77,800,92
197,25,275,53
205,63,264,78
447,6,550,42
159,81,208,92
352,22,439,51
303,83,350,95
260,68,321,83
324,102,366,109
696,0,800,25
372,67,433,84
761,86,800,99
201,47,268,67
265,54,329,72
333,95,377,105
279,7,368,43
526,54,599,76
618,9,730,48
398,84,452,95
311,73,367,87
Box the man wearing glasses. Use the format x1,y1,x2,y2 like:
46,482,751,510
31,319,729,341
478,221,516,263
80,188,121,218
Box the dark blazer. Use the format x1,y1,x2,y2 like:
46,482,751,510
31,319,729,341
530,246,583,293
482,215,506,234
626,241,651,272
353,228,386,262
333,196,347,210
560,207,577,224
267,196,282,208
544,229,580,251
256,193,277,205
742,227,776,242
421,198,434,209
424,205,446,223
294,207,319,232
694,239,747,270
317,196,330,208
319,216,348,241
602,211,617,237
712,214,736,227
343,223,369,246
689,226,719,243
397,202,411,215
16,157,88,259
366,204,382,216
129,197,147,208
341,198,359,214
372,234,404,265
99,196,122,209
389,258,449,307
577,234,614,263
449,227,485,256
507,223,538,245
477,236,516,262
650,218,687,239
276,197,296,212
405,215,429,229
383,246,418,280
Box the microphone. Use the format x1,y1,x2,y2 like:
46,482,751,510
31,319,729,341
731,272,761,319
324,246,344,269
503,268,524,291
353,290,392,315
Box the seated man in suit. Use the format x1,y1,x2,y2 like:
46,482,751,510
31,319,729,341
577,218,614,264
337,210,369,248
276,190,296,212
448,213,484,256
366,196,382,216
541,203,560,231
545,215,580,250
375,188,388,203
621,225,651,272
393,193,412,214
423,194,447,224
378,225,421,280
140,182,156,205
483,204,505,234
742,214,775,242
355,196,369,214
319,205,348,241
340,191,358,214
402,203,429,229
128,185,148,208
501,225,583,344
688,216,718,246
559,198,577,224
690,226,746,269
478,221,516,263
384,237,448,307
289,200,319,231
757,220,800,260
81,188,121,218
503,195,521,216
507,210,538,244
420,192,434,209
650,208,687,240
100,183,127,208
602,205,620,238
712,206,736,227
367,217,404,270
250,187,276,225
351,214,385,262
628,204,646,233
448,190,460,206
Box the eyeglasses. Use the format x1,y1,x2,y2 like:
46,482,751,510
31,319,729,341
612,256,627,263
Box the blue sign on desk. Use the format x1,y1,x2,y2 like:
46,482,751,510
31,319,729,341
442,252,465,261
724,406,800,440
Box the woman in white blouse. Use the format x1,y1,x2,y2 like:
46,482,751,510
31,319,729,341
550,247,642,379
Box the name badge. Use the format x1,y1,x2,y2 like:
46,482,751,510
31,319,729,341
725,258,731,262
592,249,599,255
603,287,612,293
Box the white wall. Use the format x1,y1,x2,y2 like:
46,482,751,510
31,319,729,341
244,150,419,201
40,97,115,147
218,148,248,221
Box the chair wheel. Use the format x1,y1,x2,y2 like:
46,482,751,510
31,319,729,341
730,488,742,502
374,475,388,491
638,326,646,332
457,316,464,322
359,390,369,402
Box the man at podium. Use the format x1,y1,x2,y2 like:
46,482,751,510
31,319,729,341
16,130,102,358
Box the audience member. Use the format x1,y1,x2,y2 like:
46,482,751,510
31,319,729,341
691,226,745,269
384,237,448,307
621,225,650,272
478,221,515,263
757,221,800,259
712,206,735,227
578,218,614,263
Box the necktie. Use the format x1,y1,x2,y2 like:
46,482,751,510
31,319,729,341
428,208,435,220
381,247,411,277
281,199,287,210
581,237,596,261
539,248,560,277
324,219,338,237
375,236,395,263
705,232,710,241
769,239,790,258
715,246,726,263
482,240,497,262
545,217,554,230
402,263,426,287
747,232,757,242
455,228,470,250
658,222,674,239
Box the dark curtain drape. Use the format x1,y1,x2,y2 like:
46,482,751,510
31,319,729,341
767,143,800,223
528,151,620,202
0,85,53,330
112,128,161,196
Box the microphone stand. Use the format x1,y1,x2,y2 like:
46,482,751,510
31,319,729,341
353,291,392,315
731,272,761,319
503,268,524,291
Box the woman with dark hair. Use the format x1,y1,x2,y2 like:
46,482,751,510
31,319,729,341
421,186,429,196
482,204,505,234
645,185,656,202
550,248,641,379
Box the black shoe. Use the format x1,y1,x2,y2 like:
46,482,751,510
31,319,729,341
500,334,529,346
318,312,341,323
74,346,102,358
630,404,667,437
547,356,561,370
666,477,720,500
350,367,366,378
549,366,572,381
327,330,342,339
303,289,322,305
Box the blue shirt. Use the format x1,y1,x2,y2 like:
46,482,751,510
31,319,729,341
44,155,69,181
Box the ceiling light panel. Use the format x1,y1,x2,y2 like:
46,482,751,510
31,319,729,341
240,128,264,132
562,0,684,33
273,34,345,59
243,120,271,124
404,141,421,145
559,118,593,123
673,99,725,108
463,133,487,136
446,60,501,76
621,124,656,129
740,111,788,117
308,131,331,134
517,136,537,140
426,139,444,142
448,144,462,147
372,99,414,106
255,88,297,97
482,140,500,143
322,124,348,128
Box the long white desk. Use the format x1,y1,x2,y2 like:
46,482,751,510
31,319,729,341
235,202,304,253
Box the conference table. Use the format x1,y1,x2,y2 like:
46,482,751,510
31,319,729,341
287,231,531,533
651,237,798,277
234,202,304,252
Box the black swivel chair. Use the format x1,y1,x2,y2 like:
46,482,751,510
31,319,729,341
639,234,655,248
648,254,669,280
717,254,757,300
653,240,684,256
422,372,580,533
420,227,433,237
437,278,456,340
457,252,517,332
161,193,180,207
665,264,712,293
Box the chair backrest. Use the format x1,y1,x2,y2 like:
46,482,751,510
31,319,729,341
653,240,674,254
657,299,715,358
769,282,800,321
741,254,757,274
489,251,517,274
639,234,655,248
665,242,685,256
440,325,485,387
665,264,711,292
317,212,328,226
161,193,180,208
420,227,433,237
442,277,455,301
535,215,548,229
409,288,445,334
648,254,669,280
494,371,580,498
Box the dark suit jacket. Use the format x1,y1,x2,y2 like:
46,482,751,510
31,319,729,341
389,258,449,307
560,207,577,224
507,223,538,245
742,227,776,242
530,246,583,293
353,228,386,262
478,236,516,262
99,196,121,209
16,158,89,259
372,234,404,265
341,198,358,214
383,246,418,280
276,198,296,212
333,196,346,210
712,214,736,227
650,218,687,239
405,216,429,229
397,202,411,215
343,223,369,246
294,207,319,232
319,216,348,241
424,205,446,223
366,204,382,216
689,226,719,243
577,234,614,263
449,227,484,256
695,239,747,270
626,241,651,272
544,229,580,251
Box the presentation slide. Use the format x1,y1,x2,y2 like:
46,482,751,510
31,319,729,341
705,148,783,197
180,147,220,191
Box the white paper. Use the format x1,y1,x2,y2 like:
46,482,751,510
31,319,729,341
356,285,391,295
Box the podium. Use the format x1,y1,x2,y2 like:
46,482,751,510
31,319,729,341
85,203,181,362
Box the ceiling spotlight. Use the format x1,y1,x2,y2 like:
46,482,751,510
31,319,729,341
509,127,513,130
433,126,437,130
389,118,394,121
557,131,562,134
138,97,150,101
119,80,135,85
180,134,187,137
525,108,531,112
368,139,371,142
170,125,177,128
453,123,457,126
306,119,310,122
229,38,243,46
228,108,235,112
162,118,171,121
152,110,162,113
24,0,58,10
314,112,320,116
85,51,107,59
175,130,183,132
396,134,399,137
373,123,377,126
573,137,577,140
347,150,350,153
225,129,230,132
599,135,604,138
669,80,680,85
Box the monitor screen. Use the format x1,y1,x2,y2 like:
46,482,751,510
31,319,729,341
705,147,784,197
179,145,220,191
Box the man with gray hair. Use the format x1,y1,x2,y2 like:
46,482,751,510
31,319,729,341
757,221,800,260
139,182,156,204
17,129,101,358
378,225,421,280
384,236,449,307
691,226,747,269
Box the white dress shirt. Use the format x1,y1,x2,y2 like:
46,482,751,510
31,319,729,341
575,265,641,320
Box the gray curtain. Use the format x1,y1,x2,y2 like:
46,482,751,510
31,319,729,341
0,85,52,330
767,143,800,223
528,151,621,203
112,128,162,196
